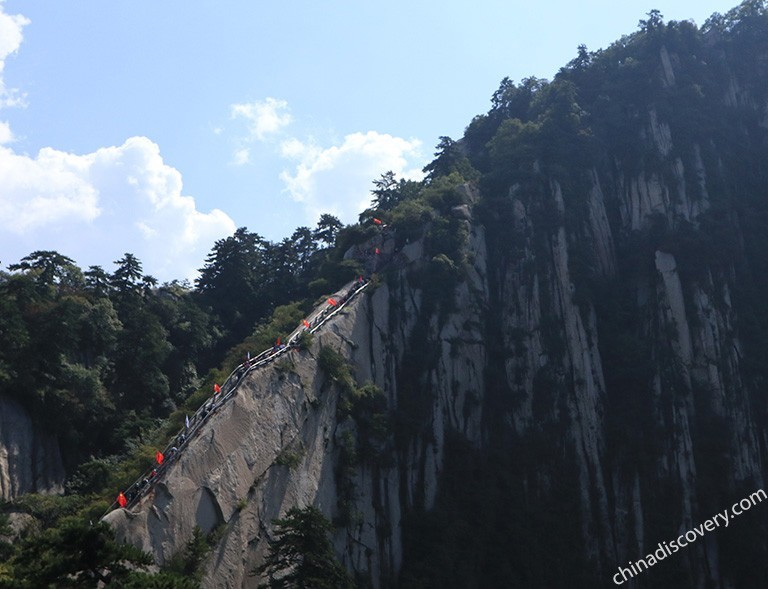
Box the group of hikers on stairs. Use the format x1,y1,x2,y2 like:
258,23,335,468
109,276,370,514
106,219,393,517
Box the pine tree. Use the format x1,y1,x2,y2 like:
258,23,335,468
3,520,152,588
255,506,353,589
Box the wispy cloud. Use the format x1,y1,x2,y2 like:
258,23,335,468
0,120,13,143
226,97,425,224
232,147,250,166
231,97,292,141
0,1,29,109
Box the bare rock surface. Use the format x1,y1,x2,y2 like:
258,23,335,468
0,395,65,500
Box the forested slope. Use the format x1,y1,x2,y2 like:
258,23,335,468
4,2,768,587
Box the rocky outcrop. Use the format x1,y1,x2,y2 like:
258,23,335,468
0,395,65,500
109,36,768,588
110,169,766,587
108,221,492,587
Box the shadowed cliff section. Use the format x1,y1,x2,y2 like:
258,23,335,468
438,4,768,586
109,4,768,588
0,395,65,500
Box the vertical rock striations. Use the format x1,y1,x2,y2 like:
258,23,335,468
0,395,65,500
110,17,768,588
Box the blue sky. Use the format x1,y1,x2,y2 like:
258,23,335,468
0,0,737,281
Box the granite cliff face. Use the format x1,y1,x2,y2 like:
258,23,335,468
0,395,65,500
107,232,490,586
110,22,768,589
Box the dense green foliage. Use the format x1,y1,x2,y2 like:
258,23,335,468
0,215,349,466
0,518,200,588
0,250,208,462
255,506,353,589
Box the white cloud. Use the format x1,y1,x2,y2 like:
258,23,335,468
279,131,424,224
0,120,13,143
225,96,426,226
232,147,250,166
0,2,29,109
0,3,234,281
231,97,292,141
0,144,100,230
279,137,311,160
0,136,236,281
